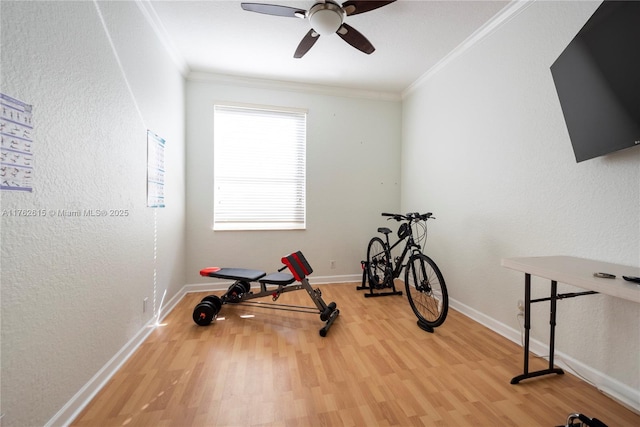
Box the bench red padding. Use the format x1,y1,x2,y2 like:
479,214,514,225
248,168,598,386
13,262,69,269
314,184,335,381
281,251,313,282
200,267,221,276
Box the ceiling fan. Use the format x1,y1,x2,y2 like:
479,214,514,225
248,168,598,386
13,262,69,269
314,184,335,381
240,1,396,58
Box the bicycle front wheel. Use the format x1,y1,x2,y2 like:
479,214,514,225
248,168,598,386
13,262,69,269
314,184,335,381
404,254,448,327
366,237,391,289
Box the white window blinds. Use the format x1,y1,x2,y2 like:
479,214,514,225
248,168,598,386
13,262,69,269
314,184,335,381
213,104,307,230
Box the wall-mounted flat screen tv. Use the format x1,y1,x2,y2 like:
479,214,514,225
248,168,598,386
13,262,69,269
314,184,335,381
550,0,640,163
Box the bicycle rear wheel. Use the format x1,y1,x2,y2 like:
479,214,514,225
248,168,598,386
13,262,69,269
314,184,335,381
366,237,392,289
404,254,448,328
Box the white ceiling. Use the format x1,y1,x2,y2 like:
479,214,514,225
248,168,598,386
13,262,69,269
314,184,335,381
144,0,512,96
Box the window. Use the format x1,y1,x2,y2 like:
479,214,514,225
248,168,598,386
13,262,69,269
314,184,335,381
213,104,306,230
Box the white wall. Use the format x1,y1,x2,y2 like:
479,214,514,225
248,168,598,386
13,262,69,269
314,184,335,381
402,0,639,408
3,0,637,424
186,76,402,284
0,2,186,426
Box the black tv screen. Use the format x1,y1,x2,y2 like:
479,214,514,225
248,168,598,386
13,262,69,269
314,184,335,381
550,0,640,163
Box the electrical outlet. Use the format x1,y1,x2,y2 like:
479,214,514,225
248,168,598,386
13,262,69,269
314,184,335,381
143,297,149,313
330,260,336,269
517,299,524,313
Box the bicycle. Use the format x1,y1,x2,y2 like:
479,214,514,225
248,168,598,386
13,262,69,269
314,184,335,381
365,212,448,332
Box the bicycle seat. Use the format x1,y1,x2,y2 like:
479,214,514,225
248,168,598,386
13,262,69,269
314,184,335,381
377,227,392,235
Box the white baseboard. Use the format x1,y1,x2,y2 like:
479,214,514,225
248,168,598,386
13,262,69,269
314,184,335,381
46,285,190,427
49,282,638,426
46,318,157,427
449,297,640,414
310,274,362,285
48,275,359,426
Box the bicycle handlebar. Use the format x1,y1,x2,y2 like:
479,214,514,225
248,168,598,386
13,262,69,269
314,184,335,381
381,212,434,221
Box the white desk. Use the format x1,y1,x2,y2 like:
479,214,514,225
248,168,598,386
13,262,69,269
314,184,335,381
501,256,640,384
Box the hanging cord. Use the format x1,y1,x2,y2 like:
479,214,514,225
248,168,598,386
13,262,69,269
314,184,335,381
413,218,428,250
94,1,163,321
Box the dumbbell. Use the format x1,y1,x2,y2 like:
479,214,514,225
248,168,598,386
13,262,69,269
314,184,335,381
192,295,223,326
223,280,251,303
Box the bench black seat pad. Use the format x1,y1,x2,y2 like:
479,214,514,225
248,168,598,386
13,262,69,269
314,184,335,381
200,267,265,281
259,272,295,285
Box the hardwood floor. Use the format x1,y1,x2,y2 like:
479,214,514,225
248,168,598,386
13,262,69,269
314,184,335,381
72,283,639,426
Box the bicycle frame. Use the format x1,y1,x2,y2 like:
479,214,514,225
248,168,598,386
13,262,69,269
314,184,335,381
382,224,424,280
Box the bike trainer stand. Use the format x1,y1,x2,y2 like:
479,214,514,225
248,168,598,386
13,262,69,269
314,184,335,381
357,260,403,298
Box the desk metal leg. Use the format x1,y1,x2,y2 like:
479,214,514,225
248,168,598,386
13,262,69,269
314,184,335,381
511,275,564,384
523,273,532,375
548,280,562,374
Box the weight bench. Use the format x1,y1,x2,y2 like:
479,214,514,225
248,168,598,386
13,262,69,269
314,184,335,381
193,251,340,337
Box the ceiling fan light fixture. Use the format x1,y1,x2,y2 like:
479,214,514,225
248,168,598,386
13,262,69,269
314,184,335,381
240,0,397,57
308,2,344,36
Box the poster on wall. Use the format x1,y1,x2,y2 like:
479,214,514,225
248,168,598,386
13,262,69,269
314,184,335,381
1,93,34,192
147,130,165,208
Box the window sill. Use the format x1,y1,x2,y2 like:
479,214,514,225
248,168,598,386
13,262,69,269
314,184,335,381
213,222,306,231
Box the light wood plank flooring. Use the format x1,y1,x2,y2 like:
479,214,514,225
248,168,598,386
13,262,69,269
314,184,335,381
72,283,640,426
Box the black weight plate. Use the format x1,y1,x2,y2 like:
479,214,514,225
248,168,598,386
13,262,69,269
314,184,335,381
225,283,246,303
201,295,222,312
193,301,215,326
239,280,252,293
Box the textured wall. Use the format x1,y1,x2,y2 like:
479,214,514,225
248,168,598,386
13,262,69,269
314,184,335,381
185,78,402,284
402,0,639,403
0,2,185,426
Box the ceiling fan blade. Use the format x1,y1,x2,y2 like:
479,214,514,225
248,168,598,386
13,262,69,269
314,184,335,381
294,30,320,58
336,23,374,54
241,3,306,18
341,0,396,16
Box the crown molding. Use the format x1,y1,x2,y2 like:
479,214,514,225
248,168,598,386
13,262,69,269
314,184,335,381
188,71,402,102
135,0,190,76
402,0,535,99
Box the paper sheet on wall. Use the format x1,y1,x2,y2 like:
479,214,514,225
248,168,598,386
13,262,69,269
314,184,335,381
147,130,165,208
1,93,34,192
